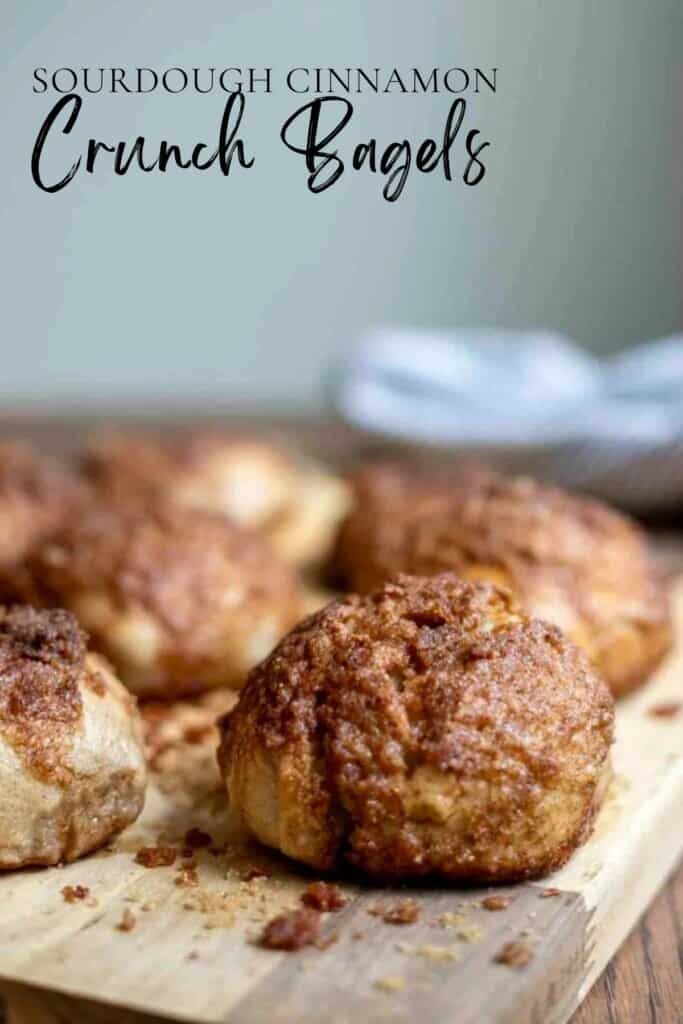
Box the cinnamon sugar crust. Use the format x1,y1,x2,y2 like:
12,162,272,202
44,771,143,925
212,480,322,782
0,606,146,868
335,469,672,695
2,500,303,697
332,459,493,591
84,428,350,570
0,606,85,785
219,573,614,882
82,429,298,530
0,441,86,568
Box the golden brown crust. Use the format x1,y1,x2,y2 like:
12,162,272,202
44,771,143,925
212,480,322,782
335,469,672,695
332,459,493,591
2,499,303,697
219,573,614,882
84,429,350,570
82,429,297,528
0,607,146,868
0,442,86,568
0,606,85,785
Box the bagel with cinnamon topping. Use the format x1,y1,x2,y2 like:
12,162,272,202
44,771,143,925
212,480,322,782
0,606,145,868
83,429,349,569
334,468,672,696
1,500,303,698
219,574,614,882
0,441,85,569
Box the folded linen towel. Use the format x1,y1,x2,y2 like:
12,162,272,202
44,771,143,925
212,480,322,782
332,327,683,511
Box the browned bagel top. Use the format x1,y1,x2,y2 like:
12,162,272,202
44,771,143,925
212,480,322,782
225,572,614,793
11,500,299,640
0,606,86,784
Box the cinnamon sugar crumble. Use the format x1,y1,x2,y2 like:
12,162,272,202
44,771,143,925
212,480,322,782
62,884,89,903
539,887,562,899
494,939,533,968
242,866,271,882
116,908,137,932
397,943,459,963
135,845,177,868
481,895,512,911
301,882,347,912
648,701,682,719
175,865,199,887
369,899,420,925
375,975,406,992
259,907,321,950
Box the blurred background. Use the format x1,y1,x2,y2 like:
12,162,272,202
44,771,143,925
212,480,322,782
1,0,681,414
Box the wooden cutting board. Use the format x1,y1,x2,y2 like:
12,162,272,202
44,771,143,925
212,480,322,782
0,583,682,1024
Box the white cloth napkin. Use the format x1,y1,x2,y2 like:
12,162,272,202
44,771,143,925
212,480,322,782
332,327,683,511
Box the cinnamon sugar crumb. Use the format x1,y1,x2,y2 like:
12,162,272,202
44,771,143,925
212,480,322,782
116,908,137,932
242,866,271,882
259,908,321,950
456,922,485,943
398,943,459,963
494,939,533,968
481,895,513,911
175,865,199,887
369,899,420,924
135,845,177,868
648,701,682,719
539,887,562,899
301,882,347,912
375,975,406,992
62,885,90,903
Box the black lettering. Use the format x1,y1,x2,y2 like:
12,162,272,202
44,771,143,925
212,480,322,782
474,68,497,94
463,129,489,185
352,140,376,171
287,68,309,93
444,68,469,94
218,93,254,173
31,94,82,193
32,67,47,93
380,141,411,202
280,97,352,193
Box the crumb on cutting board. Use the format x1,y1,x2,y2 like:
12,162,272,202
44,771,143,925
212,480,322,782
369,899,420,924
375,975,406,992
259,908,321,950
494,939,534,968
397,943,459,963
481,895,513,911
116,908,137,933
62,885,90,903
135,845,177,868
301,882,347,912
647,701,682,719
175,865,199,887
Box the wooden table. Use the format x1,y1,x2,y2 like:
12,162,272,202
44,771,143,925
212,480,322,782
573,861,682,1024
0,411,681,1024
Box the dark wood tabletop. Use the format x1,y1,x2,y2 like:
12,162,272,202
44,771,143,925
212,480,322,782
572,861,683,1024
0,410,681,1024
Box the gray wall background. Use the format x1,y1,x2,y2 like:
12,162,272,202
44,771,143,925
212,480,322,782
1,0,681,412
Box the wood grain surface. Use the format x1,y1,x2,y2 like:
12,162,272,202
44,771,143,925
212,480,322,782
573,859,683,1024
2,867,681,1024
